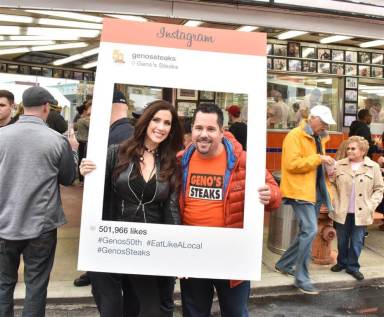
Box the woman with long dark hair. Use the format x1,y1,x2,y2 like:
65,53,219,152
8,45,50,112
80,100,183,317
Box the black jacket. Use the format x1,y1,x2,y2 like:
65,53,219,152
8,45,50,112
46,110,68,134
102,145,180,225
229,122,247,151
108,118,134,146
349,120,377,158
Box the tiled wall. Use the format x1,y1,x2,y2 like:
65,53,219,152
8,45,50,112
266,131,346,172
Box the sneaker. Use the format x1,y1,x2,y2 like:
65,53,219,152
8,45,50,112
330,264,345,272
295,283,319,295
74,273,91,287
274,265,295,277
346,270,364,281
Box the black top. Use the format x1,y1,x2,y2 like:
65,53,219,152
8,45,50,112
349,120,376,158
0,116,17,128
229,122,247,151
102,145,180,225
115,163,159,223
8,117,18,125
46,109,68,134
117,163,157,205
108,118,134,146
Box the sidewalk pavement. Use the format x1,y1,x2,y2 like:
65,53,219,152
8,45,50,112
14,220,384,302
13,183,384,302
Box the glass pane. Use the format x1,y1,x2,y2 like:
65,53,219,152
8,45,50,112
267,73,340,131
215,92,248,124
0,72,93,124
358,78,384,123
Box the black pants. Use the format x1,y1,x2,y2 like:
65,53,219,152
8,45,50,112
0,230,57,317
180,278,250,317
89,272,175,317
78,141,87,182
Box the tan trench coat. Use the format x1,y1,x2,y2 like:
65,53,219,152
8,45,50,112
330,157,384,226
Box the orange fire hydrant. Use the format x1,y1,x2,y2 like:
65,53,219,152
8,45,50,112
312,206,337,265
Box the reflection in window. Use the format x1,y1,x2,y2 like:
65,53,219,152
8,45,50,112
267,73,340,131
116,84,162,118
215,92,248,123
0,72,93,123
358,79,384,124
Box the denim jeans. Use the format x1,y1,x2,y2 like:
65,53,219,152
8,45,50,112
334,214,365,272
275,197,321,288
0,229,57,317
180,278,250,317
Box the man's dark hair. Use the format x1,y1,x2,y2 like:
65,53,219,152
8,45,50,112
192,103,224,127
0,90,14,104
358,108,370,120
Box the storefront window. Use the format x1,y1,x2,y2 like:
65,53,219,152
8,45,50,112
114,84,162,117
358,78,384,122
0,72,93,123
267,73,341,132
216,92,248,124
357,78,384,135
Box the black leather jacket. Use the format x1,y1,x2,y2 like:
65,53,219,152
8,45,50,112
102,145,180,225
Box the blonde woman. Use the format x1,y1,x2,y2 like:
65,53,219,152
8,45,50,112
335,139,348,161
330,136,384,280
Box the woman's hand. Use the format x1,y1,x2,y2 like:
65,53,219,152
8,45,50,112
79,158,96,176
67,128,79,151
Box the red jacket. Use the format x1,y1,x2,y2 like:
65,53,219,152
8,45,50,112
179,132,281,228
178,132,281,287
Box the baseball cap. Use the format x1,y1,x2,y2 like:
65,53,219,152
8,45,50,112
227,105,241,117
112,90,127,104
310,105,336,125
22,86,58,107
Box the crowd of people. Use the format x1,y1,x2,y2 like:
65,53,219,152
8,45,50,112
0,87,280,317
1,85,384,316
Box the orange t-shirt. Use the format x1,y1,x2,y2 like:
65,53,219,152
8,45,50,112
183,149,227,227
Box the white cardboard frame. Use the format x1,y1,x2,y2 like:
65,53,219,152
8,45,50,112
78,20,266,281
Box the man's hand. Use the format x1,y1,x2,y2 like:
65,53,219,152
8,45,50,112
79,159,96,176
320,155,334,165
258,185,271,205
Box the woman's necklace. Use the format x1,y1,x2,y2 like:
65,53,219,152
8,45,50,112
144,145,157,154
140,145,157,162
126,160,157,223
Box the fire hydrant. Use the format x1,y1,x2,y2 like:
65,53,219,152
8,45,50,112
312,206,337,265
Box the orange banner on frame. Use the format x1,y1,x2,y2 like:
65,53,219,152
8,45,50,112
101,18,266,56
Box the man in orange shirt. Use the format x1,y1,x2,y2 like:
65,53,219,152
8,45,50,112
179,103,281,317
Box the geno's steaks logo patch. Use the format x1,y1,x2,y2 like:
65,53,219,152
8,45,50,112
188,173,223,200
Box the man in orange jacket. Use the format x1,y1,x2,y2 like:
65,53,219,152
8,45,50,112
179,103,281,317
